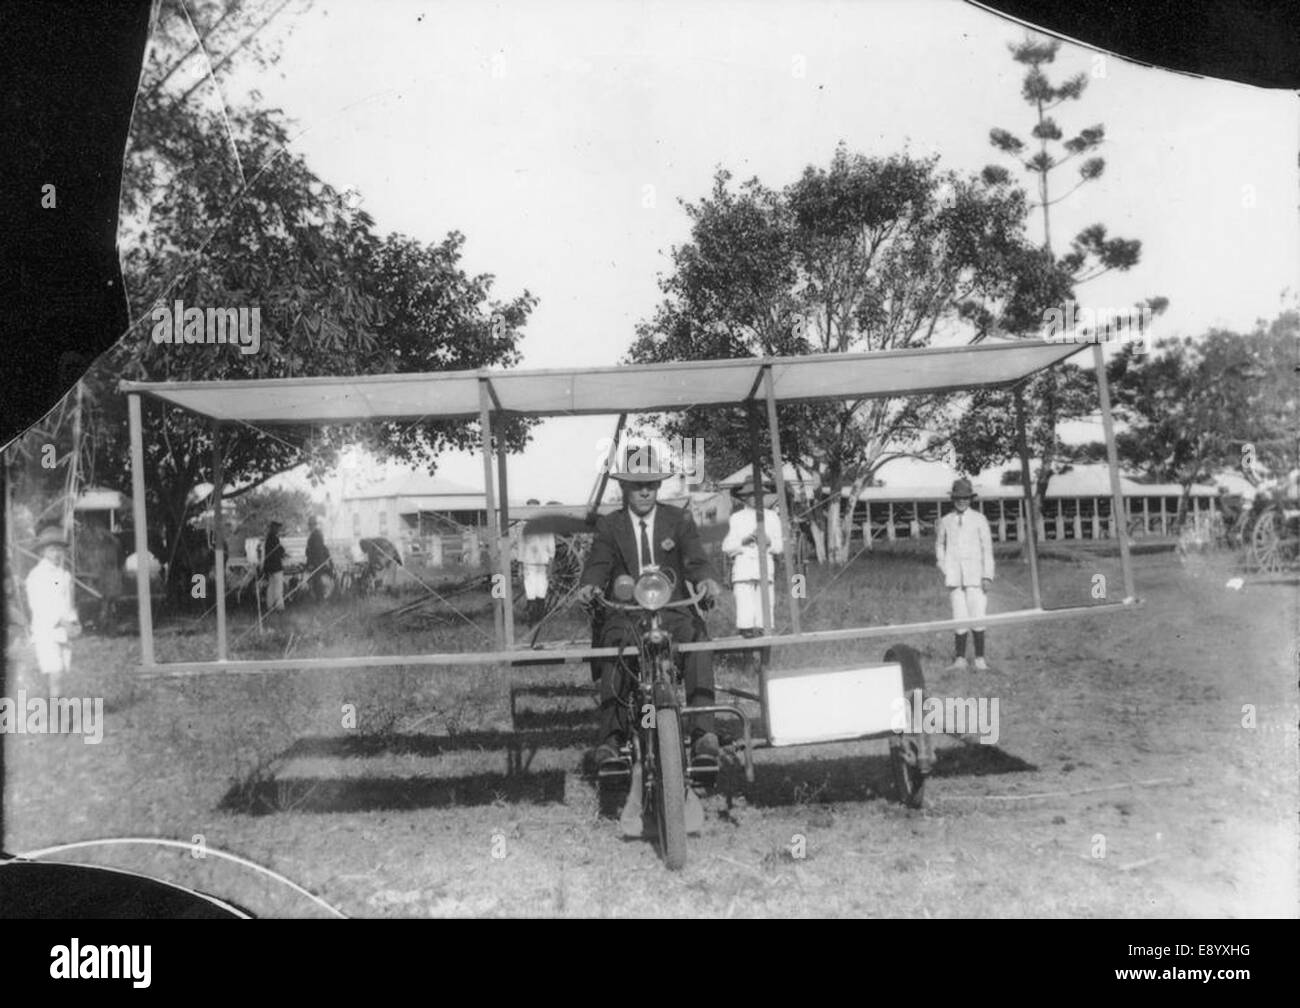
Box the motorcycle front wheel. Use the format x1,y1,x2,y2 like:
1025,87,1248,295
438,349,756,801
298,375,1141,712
652,706,688,870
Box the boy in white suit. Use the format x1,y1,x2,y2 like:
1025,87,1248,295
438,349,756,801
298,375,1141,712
935,478,994,672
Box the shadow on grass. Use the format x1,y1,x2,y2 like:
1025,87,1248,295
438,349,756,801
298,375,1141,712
219,769,568,815
217,685,1036,815
718,741,1036,809
219,696,602,815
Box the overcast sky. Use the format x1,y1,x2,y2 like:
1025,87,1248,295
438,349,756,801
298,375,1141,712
202,0,1299,503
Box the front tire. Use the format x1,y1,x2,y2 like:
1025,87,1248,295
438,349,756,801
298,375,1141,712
653,707,688,870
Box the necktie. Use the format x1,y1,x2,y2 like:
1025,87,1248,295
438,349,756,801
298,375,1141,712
639,519,652,573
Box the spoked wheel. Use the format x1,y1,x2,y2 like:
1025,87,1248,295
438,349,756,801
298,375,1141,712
1250,507,1285,572
652,706,688,870
545,534,590,614
884,644,931,809
889,734,927,809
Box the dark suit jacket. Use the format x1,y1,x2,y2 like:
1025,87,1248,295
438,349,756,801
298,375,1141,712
262,532,285,574
580,503,716,600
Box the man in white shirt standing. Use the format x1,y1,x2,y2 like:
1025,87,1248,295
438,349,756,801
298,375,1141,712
722,478,784,675
24,525,81,696
935,478,995,672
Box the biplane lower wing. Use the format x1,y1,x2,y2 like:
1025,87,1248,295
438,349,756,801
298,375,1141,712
136,600,1140,677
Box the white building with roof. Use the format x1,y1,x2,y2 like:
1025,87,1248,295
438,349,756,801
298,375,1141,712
720,460,1220,542
328,472,489,545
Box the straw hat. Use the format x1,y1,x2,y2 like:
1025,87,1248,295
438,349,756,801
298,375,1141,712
735,478,775,499
611,445,672,483
35,526,68,549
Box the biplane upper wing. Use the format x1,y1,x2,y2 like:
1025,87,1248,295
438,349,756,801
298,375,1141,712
119,340,1084,424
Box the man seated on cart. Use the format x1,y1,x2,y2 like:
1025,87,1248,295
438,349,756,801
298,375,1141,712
576,446,723,775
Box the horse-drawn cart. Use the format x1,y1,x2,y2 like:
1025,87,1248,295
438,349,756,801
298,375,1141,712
1246,496,1300,572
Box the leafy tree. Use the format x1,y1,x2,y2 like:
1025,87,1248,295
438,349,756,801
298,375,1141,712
629,149,1056,563
75,1,536,596
228,485,315,551
953,34,1162,505
1107,311,1299,517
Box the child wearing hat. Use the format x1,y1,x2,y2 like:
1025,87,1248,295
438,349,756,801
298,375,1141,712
24,525,81,695
936,478,994,672
722,479,784,674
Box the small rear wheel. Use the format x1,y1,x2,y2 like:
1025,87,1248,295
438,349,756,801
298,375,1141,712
653,707,687,870
889,736,927,809
885,644,930,809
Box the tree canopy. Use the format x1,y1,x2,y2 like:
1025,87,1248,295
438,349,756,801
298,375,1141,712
38,0,537,591
628,148,1059,562
1108,310,1299,496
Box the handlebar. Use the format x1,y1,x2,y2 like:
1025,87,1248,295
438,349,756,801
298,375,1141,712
589,581,713,615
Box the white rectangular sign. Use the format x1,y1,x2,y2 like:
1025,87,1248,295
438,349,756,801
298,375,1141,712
764,663,905,747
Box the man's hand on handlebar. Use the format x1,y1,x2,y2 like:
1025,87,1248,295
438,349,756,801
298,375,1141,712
576,583,603,612
694,577,722,611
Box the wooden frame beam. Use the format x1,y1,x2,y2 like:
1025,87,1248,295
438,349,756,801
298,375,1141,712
478,379,503,646
587,413,626,523
212,421,228,661
1014,387,1044,609
1092,342,1137,601
763,365,801,635
747,402,774,632
127,394,154,665
494,412,515,648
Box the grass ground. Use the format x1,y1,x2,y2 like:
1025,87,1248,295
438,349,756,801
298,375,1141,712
3,543,1296,917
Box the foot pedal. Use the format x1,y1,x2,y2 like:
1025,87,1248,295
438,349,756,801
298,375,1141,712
620,766,646,836
685,788,705,834
598,758,632,781
688,759,719,783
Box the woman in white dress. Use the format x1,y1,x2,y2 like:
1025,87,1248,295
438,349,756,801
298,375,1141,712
722,479,784,675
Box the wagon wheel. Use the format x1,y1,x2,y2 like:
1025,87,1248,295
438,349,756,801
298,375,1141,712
1249,506,1285,572
545,533,591,614
884,644,931,808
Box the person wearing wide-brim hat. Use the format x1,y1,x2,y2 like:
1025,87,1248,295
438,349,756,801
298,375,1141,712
608,442,674,483
578,445,724,774
723,476,784,676
25,525,80,695
936,477,995,672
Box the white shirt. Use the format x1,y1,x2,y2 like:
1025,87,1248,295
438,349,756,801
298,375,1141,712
25,557,77,639
125,551,162,575
514,529,556,565
936,507,995,588
630,506,657,573
722,506,784,582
